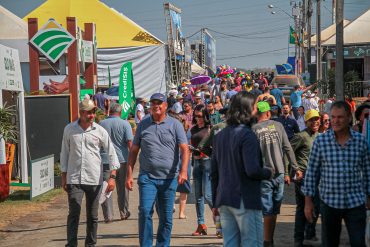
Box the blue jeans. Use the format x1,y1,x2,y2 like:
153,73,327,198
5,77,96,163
320,200,366,247
137,173,178,247
261,173,285,216
220,200,263,247
193,158,213,225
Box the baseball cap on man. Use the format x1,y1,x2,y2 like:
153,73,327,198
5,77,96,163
304,109,320,122
150,93,167,102
257,101,271,113
79,99,97,111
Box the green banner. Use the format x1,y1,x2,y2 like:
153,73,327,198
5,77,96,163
119,62,136,119
289,26,296,45
79,89,94,101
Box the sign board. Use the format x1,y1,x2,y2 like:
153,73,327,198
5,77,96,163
82,40,93,63
0,44,23,92
333,46,370,58
30,19,75,63
31,155,54,198
204,30,216,72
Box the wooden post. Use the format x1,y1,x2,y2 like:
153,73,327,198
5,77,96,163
28,18,40,94
67,17,80,121
84,23,95,89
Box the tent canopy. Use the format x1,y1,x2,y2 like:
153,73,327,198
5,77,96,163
311,19,351,47
323,9,370,46
191,61,206,75
23,0,163,48
0,5,29,62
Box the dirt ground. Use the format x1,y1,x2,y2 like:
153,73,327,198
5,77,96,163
0,176,350,246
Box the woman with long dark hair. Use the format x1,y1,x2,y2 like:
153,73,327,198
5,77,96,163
190,104,213,236
211,91,272,246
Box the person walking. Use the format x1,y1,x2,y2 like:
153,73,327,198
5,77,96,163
190,104,213,236
211,92,272,247
270,83,285,109
275,103,300,140
303,101,370,247
125,93,189,247
60,99,120,247
135,98,147,124
290,109,321,247
252,101,298,247
99,102,133,222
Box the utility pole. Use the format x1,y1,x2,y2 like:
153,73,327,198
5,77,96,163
335,0,344,100
332,0,336,24
307,0,312,65
316,0,322,82
292,2,300,75
302,0,308,73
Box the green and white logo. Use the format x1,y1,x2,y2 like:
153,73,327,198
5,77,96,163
30,19,75,63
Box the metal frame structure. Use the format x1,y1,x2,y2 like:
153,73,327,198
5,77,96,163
164,2,190,86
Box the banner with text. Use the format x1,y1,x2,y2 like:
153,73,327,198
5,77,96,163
119,62,136,119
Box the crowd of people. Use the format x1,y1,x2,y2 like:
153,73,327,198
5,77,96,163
60,66,370,247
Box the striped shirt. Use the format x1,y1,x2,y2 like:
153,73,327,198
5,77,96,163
302,129,370,209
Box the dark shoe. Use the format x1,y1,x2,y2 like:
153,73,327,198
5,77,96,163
192,224,207,236
303,236,321,246
120,211,131,220
104,219,114,224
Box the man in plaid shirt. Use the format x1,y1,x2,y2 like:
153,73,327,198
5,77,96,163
302,101,370,247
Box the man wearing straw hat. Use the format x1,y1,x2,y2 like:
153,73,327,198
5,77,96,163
61,99,120,247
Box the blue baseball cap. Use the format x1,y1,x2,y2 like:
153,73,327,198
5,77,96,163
150,93,167,102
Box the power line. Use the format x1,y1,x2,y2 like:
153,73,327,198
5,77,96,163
217,48,288,60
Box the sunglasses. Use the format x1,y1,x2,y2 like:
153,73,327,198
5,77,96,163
323,119,330,123
195,114,203,118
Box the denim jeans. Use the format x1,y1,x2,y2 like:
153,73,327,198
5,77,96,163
137,173,178,247
66,184,102,247
294,180,320,242
261,173,285,216
320,200,366,247
220,200,263,247
193,158,213,225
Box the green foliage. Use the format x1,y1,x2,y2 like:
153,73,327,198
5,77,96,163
54,162,62,176
321,69,362,97
0,103,18,143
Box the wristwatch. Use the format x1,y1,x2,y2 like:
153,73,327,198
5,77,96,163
109,174,116,180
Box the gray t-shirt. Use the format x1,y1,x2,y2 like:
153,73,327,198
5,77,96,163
133,115,188,179
99,116,133,163
252,120,297,175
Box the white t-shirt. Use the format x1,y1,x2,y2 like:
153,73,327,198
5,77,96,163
135,103,145,123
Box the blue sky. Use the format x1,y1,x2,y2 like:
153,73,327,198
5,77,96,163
1,0,369,69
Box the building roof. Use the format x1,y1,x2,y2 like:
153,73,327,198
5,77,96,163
311,20,351,47
323,9,370,46
23,0,163,48
0,5,28,39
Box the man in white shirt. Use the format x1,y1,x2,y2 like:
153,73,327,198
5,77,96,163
60,99,120,247
135,98,147,124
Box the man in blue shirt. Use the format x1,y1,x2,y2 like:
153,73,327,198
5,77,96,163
303,101,370,247
289,83,317,119
126,93,189,247
275,103,300,140
270,83,285,108
99,102,133,222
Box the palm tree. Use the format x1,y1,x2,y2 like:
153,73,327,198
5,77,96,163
0,103,18,144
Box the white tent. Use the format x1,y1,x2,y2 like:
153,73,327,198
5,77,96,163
0,5,29,62
311,20,351,47
191,60,206,76
323,9,370,46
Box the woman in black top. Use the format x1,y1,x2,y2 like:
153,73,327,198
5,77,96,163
190,104,213,236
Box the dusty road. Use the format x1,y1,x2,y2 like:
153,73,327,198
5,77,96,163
0,167,350,247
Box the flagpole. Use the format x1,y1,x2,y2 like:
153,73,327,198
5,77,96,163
108,65,112,88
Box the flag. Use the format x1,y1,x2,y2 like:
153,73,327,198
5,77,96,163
119,62,136,119
289,26,298,45
108,66,112,88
